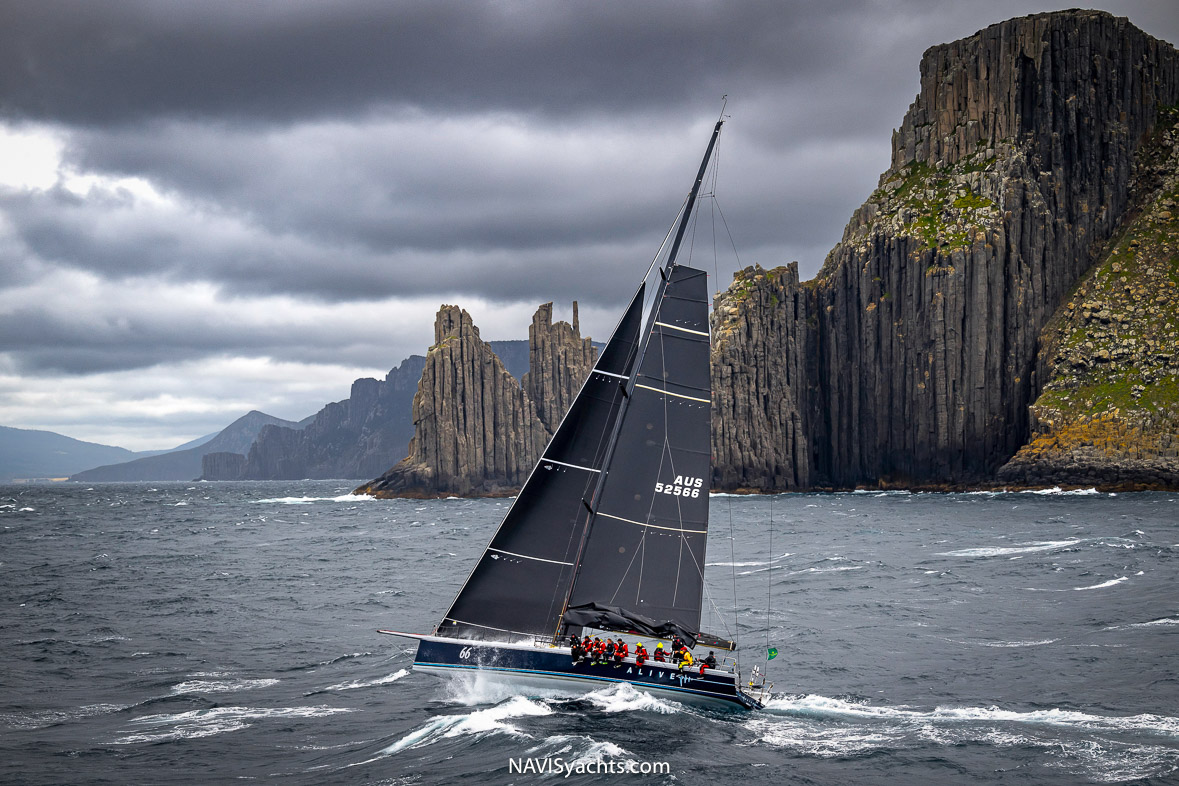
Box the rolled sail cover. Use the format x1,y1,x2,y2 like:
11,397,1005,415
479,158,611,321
562,602,698,647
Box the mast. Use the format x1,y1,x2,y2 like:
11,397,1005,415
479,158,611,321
665,119,724,274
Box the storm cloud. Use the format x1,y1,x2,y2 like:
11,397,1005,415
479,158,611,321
2,0,1176,448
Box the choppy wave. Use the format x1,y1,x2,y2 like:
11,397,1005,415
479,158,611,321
171,676,280,694
760,694,1179,736
114,705,353,744
0,703,129,730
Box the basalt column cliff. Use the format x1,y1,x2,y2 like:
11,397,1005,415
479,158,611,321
711,10,1179,490
359,303,595,496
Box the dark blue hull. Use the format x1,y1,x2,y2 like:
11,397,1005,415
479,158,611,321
411,635,762,710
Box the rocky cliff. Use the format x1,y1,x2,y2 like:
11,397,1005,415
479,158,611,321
710,263,813,490
710,10,1179,490
998,106,1179,488
230,355,426,480
358,302,595,496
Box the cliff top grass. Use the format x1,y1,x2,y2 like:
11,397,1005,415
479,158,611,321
862,143,1001,252
1030,109,1179,425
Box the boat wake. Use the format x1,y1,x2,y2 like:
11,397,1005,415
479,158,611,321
362,695,553,762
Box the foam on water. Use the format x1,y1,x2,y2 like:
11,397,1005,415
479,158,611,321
171,676,280,694
114,706,353,744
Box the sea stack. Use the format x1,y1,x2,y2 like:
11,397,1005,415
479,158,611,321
359,302,596,497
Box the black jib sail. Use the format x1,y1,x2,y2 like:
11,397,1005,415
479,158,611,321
433,119,724,645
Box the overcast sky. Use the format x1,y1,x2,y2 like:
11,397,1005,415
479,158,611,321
2,0,1176,450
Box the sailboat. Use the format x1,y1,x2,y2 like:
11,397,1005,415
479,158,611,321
381,117,767,711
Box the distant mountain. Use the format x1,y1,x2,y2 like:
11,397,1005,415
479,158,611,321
0,426,144,482
231,355,427,480
70,411,308,482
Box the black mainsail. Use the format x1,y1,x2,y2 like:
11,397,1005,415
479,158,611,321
434,119,724,647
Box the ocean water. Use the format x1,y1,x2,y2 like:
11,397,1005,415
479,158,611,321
2,481,1177,785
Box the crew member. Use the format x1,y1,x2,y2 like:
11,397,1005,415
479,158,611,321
653,643,666,662
613,638,627,666
634,643,648,666
570,635,584,665
699,651,717,675
678,648,694,671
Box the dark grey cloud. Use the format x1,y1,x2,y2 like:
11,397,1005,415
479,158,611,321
2,0,1177,446
0,0,905,126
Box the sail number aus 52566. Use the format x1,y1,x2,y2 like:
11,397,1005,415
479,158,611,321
654,476,703,498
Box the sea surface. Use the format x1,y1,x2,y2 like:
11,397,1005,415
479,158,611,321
2,481,1177,785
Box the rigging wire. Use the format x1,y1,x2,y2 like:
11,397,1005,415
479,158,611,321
766,495,773,675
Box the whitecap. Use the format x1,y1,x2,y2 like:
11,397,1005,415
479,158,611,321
1129,617,1179,627
1073,576,1128,591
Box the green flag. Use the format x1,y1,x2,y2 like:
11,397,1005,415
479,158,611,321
767,647,778,661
